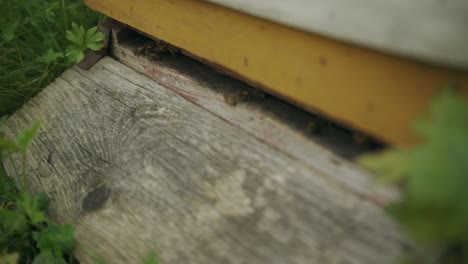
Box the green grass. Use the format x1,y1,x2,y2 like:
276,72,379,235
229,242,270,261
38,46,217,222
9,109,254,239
1,2,162,262
0,0,108,262
0,0,105,116
0,119,80,263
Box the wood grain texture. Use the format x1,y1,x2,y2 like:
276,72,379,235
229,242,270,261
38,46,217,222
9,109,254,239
109,28,399,206
4,58,410,263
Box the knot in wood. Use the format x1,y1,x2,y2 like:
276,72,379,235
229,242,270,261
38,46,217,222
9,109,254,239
82,186,111,212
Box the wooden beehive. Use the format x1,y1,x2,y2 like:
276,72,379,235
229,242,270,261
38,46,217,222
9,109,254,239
84,0,468,145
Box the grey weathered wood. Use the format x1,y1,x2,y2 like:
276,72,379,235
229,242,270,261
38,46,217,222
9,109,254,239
4,57,410,263
110,29,399,206
204,0,468,70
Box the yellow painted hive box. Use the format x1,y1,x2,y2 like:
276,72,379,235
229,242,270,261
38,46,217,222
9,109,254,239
84,0,468,146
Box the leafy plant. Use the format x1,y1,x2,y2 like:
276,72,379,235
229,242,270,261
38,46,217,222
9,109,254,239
65,23,104,63
0,118,161,263
360,87,468,263
0,1,163,263
0,120,77,263
0,192,78,263
0,0,105,116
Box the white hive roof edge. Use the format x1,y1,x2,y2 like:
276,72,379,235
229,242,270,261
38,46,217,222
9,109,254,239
204,0,468,70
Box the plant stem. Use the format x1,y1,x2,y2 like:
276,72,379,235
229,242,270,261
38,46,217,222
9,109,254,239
7,150,20,186
7,0,24,68
60,0,70,30
0,150,6,192
22,152,27,189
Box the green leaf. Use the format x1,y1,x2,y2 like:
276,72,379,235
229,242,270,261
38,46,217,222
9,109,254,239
17,191,47,225
93,257,107,264
85,26,98,38
65,45,85,63
387,199,468,243
142,251,160,264
15,121,41,152
412,87,465,139
65,24,106,63
0,176,18,205
65,1,82,12
1,22,16,42
0,209,28,234
35,192,50,212
86,41,104,52
22,16,38,27
406,89,468,206
0,116,7,127
85,27,103,44
85,27,104,51
359,87,468,247
358,149,410,183
43,2,59,23
65,23,85,47
0,229,8,249
35,224,76,256
0,137,18,151
33,250,67,264
37,49,64,64
0,252,19,264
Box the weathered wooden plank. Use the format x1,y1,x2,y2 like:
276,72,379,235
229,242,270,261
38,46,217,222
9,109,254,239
109,28,398,206
4,58,410,263
204,0,468,69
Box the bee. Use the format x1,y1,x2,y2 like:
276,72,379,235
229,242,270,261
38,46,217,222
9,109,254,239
223,91,249,106
352,131,370,145
305,117,329,135
152,39,179,57
134,41,154,57
147,53,161,61
250,88,267,99
305,120,320,134
223,88,268,106
134,39,179,59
